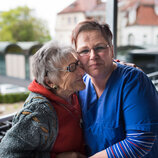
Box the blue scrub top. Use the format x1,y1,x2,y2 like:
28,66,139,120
79,63,158,157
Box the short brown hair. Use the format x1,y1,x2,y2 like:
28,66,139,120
71,20,113,49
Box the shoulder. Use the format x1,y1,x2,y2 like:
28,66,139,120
116,63,141,76
0,92,58,154
115,63,149,83
111,63,158,95
13,92,58,136
23,92,56,115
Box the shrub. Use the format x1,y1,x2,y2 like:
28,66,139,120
0,92,29,103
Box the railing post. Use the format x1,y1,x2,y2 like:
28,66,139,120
106,0,118,58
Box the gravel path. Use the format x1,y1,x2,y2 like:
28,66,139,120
0,102,24,117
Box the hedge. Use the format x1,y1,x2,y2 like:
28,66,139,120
0,92,29,103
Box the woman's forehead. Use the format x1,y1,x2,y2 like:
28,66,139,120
61,54,77,66
76,30,107,47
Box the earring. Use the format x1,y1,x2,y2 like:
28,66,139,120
52,85,58,90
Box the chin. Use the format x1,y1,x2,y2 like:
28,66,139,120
89,71,101,78
75,83,86,91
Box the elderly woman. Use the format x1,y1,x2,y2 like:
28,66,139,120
0,41,87,158
71,20,158,158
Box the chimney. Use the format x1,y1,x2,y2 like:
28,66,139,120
97,0,102,4
154,0,158,15
77,0,97,11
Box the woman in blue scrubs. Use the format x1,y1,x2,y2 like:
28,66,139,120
71,20,158,158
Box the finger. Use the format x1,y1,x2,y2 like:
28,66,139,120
76,152,87,158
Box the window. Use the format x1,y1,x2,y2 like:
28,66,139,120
128,33,134,45
74,17,77,24
156,34,158,44
143,35,147,44
68,17,71,24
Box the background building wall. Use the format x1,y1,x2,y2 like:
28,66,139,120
121,26,158,46
6,54,25,79
55,12,86,44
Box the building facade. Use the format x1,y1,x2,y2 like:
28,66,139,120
55,0,106,45
118,0,158,46
55,0,158,47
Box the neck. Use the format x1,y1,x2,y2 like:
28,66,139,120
56,89,73,104
91,62,117,98
91,76,109,98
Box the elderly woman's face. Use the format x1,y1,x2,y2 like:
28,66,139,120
57,54,85,93
76,30,114,78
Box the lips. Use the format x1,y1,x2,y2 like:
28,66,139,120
89,63,101,68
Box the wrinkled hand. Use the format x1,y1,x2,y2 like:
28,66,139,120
117,60,143,71
56,152,87,158
89,150,108,158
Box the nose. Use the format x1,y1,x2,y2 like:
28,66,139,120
89,49,98,60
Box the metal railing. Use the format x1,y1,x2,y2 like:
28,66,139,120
0,72,158,142
0,113,15,142
147,71,158,91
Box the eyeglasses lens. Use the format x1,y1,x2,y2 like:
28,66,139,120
67,61,78,72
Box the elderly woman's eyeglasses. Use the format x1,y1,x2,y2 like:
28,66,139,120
77,44,109,56
45,60,80,76
58,60,80,72
66,60,79,72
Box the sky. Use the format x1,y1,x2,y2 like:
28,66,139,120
0,0,76,37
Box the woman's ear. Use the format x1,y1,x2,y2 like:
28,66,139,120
44,76,59,90
44,76,53,88
111,45,114,58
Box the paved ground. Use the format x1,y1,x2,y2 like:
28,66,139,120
0,75,29,117
0,102,24,117
0,75,31,88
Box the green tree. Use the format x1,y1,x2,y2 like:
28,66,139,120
0,6,51,42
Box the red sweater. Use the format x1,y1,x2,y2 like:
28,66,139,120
28,80,85,157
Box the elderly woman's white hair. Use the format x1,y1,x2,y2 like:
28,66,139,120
32,41,76,89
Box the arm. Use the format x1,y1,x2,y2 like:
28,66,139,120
0,112,41,158
113,59,143,71
55,152,87,158
91,70,158,158
89,130,156,158
0,103,54,158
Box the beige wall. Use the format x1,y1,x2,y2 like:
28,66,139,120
29,55,34,80
55,12,86,45
6,54,25,79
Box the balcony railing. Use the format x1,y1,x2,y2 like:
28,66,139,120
0,113,15,142
147,71,158,91
0,71,158,142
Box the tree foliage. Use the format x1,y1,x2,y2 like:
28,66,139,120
0,6,51,42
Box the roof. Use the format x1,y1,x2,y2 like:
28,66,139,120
136,5,158,25
120,0,156,11
17,41,43,55
91,2,106,12
120,0,158,26
129,48,158,55
58,0,105,14
17,41,39,50
0,42,22,54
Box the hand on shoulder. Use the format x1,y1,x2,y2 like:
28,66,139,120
56,152,87,158
89,150,108,158
115,59,143,71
